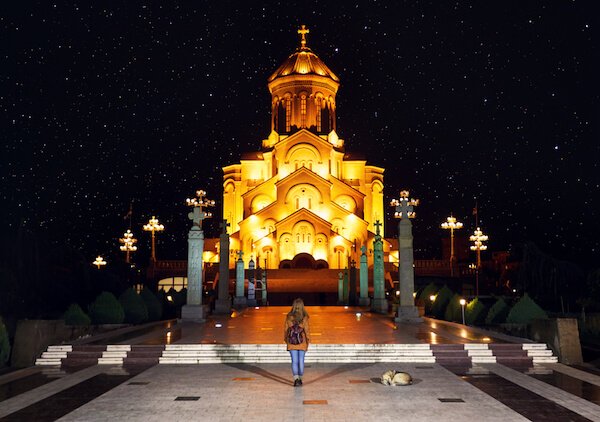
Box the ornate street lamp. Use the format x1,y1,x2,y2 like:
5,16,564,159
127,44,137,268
390,190,419,219
93,255,107,269
119,229,138,263
470,227,488,297
389,190,421,322
143,216,164,261
186,190,215,229
182,189,215,321
441,215,463,277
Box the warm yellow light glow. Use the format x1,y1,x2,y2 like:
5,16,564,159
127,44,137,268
459,298,466,306
391,190,419,218
92,256,107,269
143,216,164,233
441,215,463,230
430,295,436,302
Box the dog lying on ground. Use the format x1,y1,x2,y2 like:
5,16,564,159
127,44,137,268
380,370,413,386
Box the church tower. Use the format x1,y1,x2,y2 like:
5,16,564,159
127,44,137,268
222,26,385,271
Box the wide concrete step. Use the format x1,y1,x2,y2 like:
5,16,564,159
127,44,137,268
36,342,559,366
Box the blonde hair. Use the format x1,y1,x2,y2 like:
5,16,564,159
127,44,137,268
288,298,308,322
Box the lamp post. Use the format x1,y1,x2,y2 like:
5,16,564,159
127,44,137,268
119,229,138,263
470,227,488,297
182,189,215,321
459,298,466,325
390,190,421,322
441,215,463,277
143,216,164,261
93,256,107,269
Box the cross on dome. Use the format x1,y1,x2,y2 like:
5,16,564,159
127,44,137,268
298,25,309,48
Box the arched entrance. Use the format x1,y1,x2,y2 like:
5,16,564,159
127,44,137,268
279,253,329,269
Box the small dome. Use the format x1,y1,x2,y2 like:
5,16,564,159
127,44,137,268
268,47,340,83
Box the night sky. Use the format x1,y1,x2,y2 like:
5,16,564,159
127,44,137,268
2,1,598,268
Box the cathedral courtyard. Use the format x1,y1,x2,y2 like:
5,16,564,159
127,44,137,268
1,307,599,421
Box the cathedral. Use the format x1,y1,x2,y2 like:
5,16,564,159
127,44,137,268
222,27,386,271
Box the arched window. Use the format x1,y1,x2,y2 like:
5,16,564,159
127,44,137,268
277,101,286,133
316,98,322,131
300,94,307,128
285,98,291,132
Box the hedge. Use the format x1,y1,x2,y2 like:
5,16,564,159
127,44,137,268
140,287,163,321
485,297,510,325
444,293,463,323
506,293,548,324
465,298,487,326
0,317,10,366
417,283,439,315
63,303,91,326
119,288,149,324
431,285,453,319
88,291,125,324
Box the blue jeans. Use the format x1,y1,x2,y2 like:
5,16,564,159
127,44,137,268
289,350,305,376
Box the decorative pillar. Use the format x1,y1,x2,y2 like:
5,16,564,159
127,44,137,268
337,271,344,304
261,258,268,306
215,220,231,314
247,256,256,306
371,220,387,313
233,250,247,307
182,190,214,322
359,245,370,306
349,259,357,306
343,269,349,305
392,191,422,323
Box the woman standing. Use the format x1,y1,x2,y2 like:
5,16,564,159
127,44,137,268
284,298,311,387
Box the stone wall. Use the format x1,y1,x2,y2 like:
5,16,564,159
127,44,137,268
530,318,583,365
11,320,93,368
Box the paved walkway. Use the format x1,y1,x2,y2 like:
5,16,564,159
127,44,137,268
136,306,514,346
1,306,600,421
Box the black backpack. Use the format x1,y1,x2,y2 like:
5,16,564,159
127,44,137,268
287,321,305,345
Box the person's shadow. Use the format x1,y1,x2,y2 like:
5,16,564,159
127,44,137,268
224,362,375,386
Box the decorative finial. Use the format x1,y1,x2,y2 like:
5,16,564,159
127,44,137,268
298,25,309,48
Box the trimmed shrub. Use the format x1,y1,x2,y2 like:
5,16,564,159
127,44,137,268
506,293,548,324
444,293,463,323
431,285,453,319
465,298,487,326
140,287,162,321
485,297,510,325
417,283,439,315
63,303,91,326
88,291,125,324
119,288,149,324
0,317,10,366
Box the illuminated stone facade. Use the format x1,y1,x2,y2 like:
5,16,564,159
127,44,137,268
222,28,385,270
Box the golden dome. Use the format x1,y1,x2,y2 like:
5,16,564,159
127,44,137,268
268,47,340,83
268,26,339,83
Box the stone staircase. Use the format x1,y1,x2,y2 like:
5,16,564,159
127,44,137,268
36,343,557,366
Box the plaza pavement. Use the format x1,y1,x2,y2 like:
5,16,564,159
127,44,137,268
1,306,600,421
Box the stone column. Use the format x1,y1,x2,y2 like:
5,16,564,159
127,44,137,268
181,227,205,321
396,217,422,322
261,271,268,306
247,257,256,306
215,220,231,314
337,271,344,304
371,223,387,314
233,251,247,307
343,270,349,305
359,245,370,306
349,259,357,306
